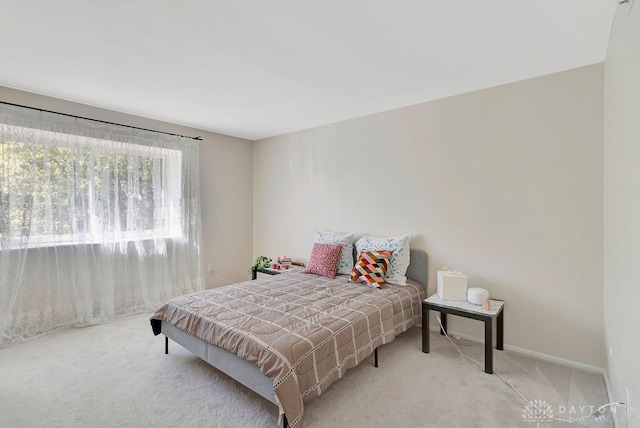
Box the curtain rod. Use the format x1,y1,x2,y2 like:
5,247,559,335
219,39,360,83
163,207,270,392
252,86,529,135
0,101,203,141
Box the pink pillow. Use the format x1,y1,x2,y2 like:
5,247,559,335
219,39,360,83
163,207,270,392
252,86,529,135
303,243,343,278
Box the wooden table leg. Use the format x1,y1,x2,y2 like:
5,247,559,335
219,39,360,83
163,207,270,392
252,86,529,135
440,312,447,335
422,304,430,353
484,317,493,374
496,310,504,351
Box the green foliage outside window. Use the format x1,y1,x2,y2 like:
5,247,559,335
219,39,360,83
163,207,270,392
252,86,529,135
0,133,178,246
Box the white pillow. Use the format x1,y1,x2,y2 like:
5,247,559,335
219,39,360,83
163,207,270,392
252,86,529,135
314,230,355,275
355,233,411,285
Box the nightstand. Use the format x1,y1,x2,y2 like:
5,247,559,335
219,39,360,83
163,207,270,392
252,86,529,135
251,266,303,280
422,294,504,374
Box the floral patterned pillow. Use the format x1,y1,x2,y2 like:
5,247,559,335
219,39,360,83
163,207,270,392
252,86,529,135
350,250,394,289
355,233,411,285
314,230,355,275
303,243,344,278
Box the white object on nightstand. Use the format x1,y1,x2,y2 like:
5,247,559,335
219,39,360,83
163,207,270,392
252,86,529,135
436,267,468,301
467,287,489,305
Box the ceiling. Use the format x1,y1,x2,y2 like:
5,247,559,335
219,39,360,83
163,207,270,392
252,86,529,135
0,1,616,141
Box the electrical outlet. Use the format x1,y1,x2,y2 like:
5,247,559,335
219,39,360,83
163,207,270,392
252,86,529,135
207,263,214,273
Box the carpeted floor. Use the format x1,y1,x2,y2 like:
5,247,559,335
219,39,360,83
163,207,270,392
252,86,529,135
0,312,612,427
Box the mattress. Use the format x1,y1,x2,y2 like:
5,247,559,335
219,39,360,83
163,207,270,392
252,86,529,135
151,271,425,427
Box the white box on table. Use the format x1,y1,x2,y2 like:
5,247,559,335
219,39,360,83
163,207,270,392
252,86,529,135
436,268,468,301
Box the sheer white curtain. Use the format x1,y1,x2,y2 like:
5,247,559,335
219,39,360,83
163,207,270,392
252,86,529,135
0,104,203,347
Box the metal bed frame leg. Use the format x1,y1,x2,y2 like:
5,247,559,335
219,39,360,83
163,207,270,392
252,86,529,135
374,347,378,368
165,335,169,354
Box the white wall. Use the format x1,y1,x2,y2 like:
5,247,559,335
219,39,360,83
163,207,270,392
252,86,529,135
254,65,605,368
0,86,254,289
604,2,640,422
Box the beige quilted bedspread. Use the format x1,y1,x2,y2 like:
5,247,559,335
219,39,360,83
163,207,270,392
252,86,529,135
151,272,424,427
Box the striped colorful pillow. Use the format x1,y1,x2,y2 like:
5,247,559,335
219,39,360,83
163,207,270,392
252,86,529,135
350,250,394,288
303,243,344,278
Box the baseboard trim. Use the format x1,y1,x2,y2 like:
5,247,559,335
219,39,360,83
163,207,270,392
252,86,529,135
503,343,604,374
428,326,605,374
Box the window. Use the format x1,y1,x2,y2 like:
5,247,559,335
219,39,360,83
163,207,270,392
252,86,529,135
1,103,202,348
0,125,183,248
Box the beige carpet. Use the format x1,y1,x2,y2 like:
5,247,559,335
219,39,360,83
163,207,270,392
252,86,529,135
0,312,612,427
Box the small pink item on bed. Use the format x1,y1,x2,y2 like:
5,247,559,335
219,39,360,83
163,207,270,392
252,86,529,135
303,243,343,278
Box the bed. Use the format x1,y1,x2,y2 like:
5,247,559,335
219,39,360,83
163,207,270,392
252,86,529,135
151,248,427,427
